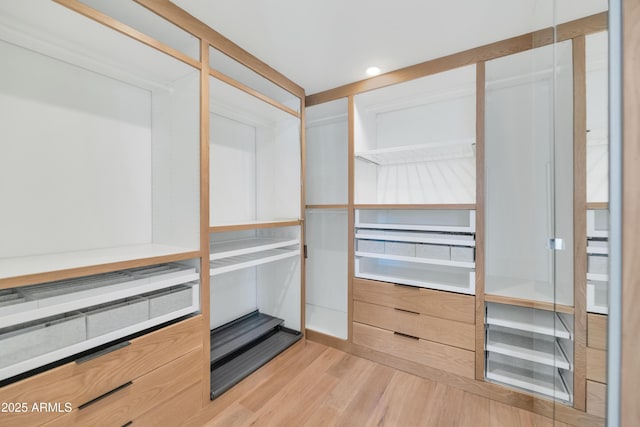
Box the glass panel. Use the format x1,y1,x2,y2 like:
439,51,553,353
209,46,300,113
305,99,348,205
79,0,200,60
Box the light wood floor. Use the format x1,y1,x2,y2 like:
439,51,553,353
186,340,572,427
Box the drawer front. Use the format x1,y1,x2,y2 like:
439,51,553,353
0,315,202,427
42,349,201,427
353,322,475,379
586,347,607,383
353,300,475,350
586,380,606,418
132,380,201,426
587,313,607,350
353,279,474,323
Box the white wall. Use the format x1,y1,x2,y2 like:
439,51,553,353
305,119,348,205
0,40,152,258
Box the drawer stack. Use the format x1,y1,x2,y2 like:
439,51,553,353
586,313,607,417
0,316,203,427
353,279,475,379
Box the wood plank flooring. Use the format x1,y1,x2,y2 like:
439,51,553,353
185,340,572,427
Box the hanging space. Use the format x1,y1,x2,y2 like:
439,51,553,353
207,47,303,399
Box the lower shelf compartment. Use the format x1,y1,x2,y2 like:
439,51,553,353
486,352,572,403
209,311,301,399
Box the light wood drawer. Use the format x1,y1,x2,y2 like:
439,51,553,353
586,380,606,418
353,278,475,324
0,315,202,427
586,347,607,383
588,313,607,350
132,380,201,426
42,349,201,427
353,322,475,379
353,300,475,350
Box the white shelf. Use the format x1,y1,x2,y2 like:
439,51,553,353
587,243,608,255
0,244,198,283
355,209,475,233
210,248,299,276
587,272,608,282
356,252,475,269
355,258,474,295
210,219,301,229
0,282,199,382
355,139,475,166
486,328,571,370
0,264,198,329
486,303,572,340
486,352,571,402
355,231,475,247
211,238,299,261
587,282,609,315
485,276,570,307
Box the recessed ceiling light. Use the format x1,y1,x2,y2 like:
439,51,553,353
366,66,381,77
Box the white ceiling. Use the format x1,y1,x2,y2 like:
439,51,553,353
172,0,607,96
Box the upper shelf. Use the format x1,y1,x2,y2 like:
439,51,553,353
210,248,299,276
210,237,299,261
210,219,302,233
0,244,200,290
355,139,475,166
355,209,475,233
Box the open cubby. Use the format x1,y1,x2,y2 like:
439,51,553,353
354,65,476,204
0,0,200,284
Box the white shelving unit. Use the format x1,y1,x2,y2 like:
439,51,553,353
355,209,476,295
485,303,574,403
0,263,200,381
355,138,475,165
587,209,609,314
210,247,299,276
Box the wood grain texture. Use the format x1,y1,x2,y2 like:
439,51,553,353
354,203,476,210
353,300,475,350
134,0,304,98
0,250,202,290
347,96,355,342
621,2,640,425
586,202,609,210
587,380,607,418
586,347,607,383
588,313,608,350
209,220,302,233
353,322,475,379
54,0,200,70
191,338,602,426
43,349,201,427
209,69,299,117
199,40,212,407
354,279,475,323
557,12,609,42
573,34,588,412
132,380,201,426
484,293,575,314
305,204,349,209
1,316,202,427
475,61,486,381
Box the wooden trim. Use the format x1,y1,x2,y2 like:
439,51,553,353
484,294,575,314
586,347,607,384
572,35,588,412
303,336,604,426
134,0,304,98
199,39,212,407
557,12,609,42
354,203,476,210
621,1,640,424
305,204,349,210
347,95,355,342
209,68,299,118
586,380,607,418
53,0,200,70
305,329,351,352
474,61,486,381
300,96,306,335
306,28,554,106
586,202,609,210
0,251,202,290
209,220,302,233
